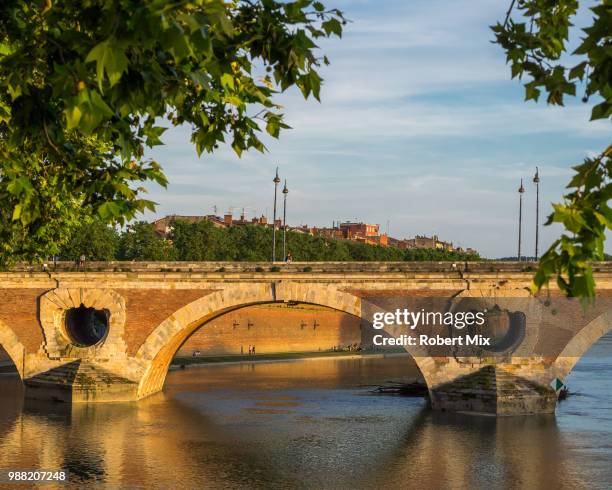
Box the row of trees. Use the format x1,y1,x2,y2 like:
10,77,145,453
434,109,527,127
58,220,481,262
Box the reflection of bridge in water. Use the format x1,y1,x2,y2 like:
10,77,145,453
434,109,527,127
0,357,604,488
0,261,610,415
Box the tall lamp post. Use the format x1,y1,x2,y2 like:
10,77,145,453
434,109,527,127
272,167,280,262
282,180,289,261
533,167,540,261
518,179,525,261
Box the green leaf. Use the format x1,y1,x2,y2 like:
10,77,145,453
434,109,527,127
590,102,611,121
64,104,82,129
85,39,129,90
568,61,587,80
322,18,342,37
90,91,114,118
97,202,122,220
220,73,235,91
12,204,21,221
525,84,541,102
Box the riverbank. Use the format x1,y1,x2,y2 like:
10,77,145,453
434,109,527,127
171,349,408,368
0,350,410,374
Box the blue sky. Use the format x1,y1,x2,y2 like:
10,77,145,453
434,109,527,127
144,0,610,258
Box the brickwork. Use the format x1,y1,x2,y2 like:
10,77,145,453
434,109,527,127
119,289,215,356
178,303,362,356
0,288,48,353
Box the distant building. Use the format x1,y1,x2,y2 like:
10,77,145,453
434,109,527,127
152,214,225,237
399,235,455,252
311,221,389,247
311,226,344,240
153,212,278,238
339,221,379,238
151,214,475,255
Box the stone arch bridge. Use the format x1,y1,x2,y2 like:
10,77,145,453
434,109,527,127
1,261,611,416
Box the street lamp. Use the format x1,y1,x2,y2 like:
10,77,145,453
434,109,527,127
533,167,540,261
272,167,280,262
518,179,525,262
282,180,289,261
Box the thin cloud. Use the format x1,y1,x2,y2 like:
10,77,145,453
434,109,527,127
145,0,611,258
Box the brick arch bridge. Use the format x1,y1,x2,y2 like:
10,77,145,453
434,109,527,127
0,261,611,416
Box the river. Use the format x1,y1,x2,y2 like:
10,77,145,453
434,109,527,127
0,334,611,489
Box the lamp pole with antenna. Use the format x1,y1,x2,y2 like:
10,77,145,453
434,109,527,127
272,167,280,262
533,167,540,261
518,179,525,261
282,180,289,261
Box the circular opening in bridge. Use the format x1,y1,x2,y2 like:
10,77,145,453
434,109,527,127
64,304,109,347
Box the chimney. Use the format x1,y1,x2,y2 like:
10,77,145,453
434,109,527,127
224,213,233,226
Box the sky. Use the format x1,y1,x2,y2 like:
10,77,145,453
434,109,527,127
144,0,610,258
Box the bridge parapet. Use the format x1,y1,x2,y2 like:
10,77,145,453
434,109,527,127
10,260,612,274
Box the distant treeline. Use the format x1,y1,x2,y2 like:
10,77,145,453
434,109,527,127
58,220,481,262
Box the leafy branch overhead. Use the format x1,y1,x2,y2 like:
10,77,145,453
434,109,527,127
492,0,611,299
0,0,345,263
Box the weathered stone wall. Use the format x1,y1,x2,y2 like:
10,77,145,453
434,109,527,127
0,288,48,354
178,303,363,356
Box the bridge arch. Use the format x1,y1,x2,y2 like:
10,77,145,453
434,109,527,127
552,308,612,382
135,283,434,399
0,319,26,380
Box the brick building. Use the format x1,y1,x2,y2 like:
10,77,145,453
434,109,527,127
399,234,455,251
311,221,389,247
339,221,380,238
151,214,475,254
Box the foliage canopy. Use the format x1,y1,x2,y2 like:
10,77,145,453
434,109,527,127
0,0,344,263
58,219,481,263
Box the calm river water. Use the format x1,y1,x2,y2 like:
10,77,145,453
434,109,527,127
1,334,611,489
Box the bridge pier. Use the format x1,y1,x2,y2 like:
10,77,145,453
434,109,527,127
17,356,559,415
428,366,557,415
23,361,139,403
409,357,560,416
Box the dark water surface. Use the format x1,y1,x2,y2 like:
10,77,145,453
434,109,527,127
0,335,611,489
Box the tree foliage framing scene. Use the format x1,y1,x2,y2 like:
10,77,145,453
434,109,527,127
0,0,344,262
492,0,611,300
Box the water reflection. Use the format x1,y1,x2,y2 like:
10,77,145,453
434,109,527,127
0,339,610,489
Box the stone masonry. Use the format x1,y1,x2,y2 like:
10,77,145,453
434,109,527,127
0,261,610,414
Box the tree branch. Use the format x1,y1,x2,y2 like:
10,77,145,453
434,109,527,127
503,0,517,28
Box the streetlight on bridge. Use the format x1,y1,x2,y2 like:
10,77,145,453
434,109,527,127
517,179,525,262
533,167,540,261
272,167,281,262
282,180,289,261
